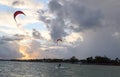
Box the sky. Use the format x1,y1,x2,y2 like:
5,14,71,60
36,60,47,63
0,0,120,59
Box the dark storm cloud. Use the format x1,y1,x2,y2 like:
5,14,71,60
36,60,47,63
40,0,104,41
48,0,67,41
50,18,67,41
48,0,104,31
38,0,120,59
63,28,120,59
48,0,62,13
38,0,67,41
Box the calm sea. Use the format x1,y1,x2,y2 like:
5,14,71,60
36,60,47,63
0,61,120,77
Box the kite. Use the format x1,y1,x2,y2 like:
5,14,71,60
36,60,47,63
57,38,62,45
57,39,62,42
14,11,26,23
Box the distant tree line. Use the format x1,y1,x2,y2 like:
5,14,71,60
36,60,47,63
80,56,120,65
1,56,120,65
0,56,79,63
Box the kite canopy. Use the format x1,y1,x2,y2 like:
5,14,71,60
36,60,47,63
56,39,62,45
57,39,62,42
14,11,25,22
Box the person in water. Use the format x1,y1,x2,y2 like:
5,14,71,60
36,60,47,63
58,64,61,67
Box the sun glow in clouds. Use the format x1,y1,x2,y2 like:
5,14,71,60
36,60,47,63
18,42,40,60
65,32,84,43
19,44,30,59
17,39,42,60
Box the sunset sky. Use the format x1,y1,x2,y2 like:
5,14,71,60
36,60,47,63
0,0,120,59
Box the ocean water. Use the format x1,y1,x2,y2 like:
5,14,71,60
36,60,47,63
0,61,120,77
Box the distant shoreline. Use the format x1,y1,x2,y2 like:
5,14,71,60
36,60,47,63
80,63,120,66
1,56,120,66
0,59,120,66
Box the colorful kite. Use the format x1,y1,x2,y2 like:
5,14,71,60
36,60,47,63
14,11,26,23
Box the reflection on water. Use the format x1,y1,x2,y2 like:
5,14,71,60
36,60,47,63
0,61,120,77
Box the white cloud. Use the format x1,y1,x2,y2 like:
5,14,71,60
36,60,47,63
65,32,84,43
0,0,44,9
112,32,120,39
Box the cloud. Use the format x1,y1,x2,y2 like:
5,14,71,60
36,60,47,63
32,29,41,39
50,18,67,41
1,0,120,59
49,0,62,13
0,33,32,42
18,40,42,59
12,1,24,6
0,41,22,59
1,35,24,42
40,0,120,59
65,32,84,43
48,0,104,31
0,0,44,9
0,12,17,29
38,0,104,42
0,36,45,59
112,32,120,39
